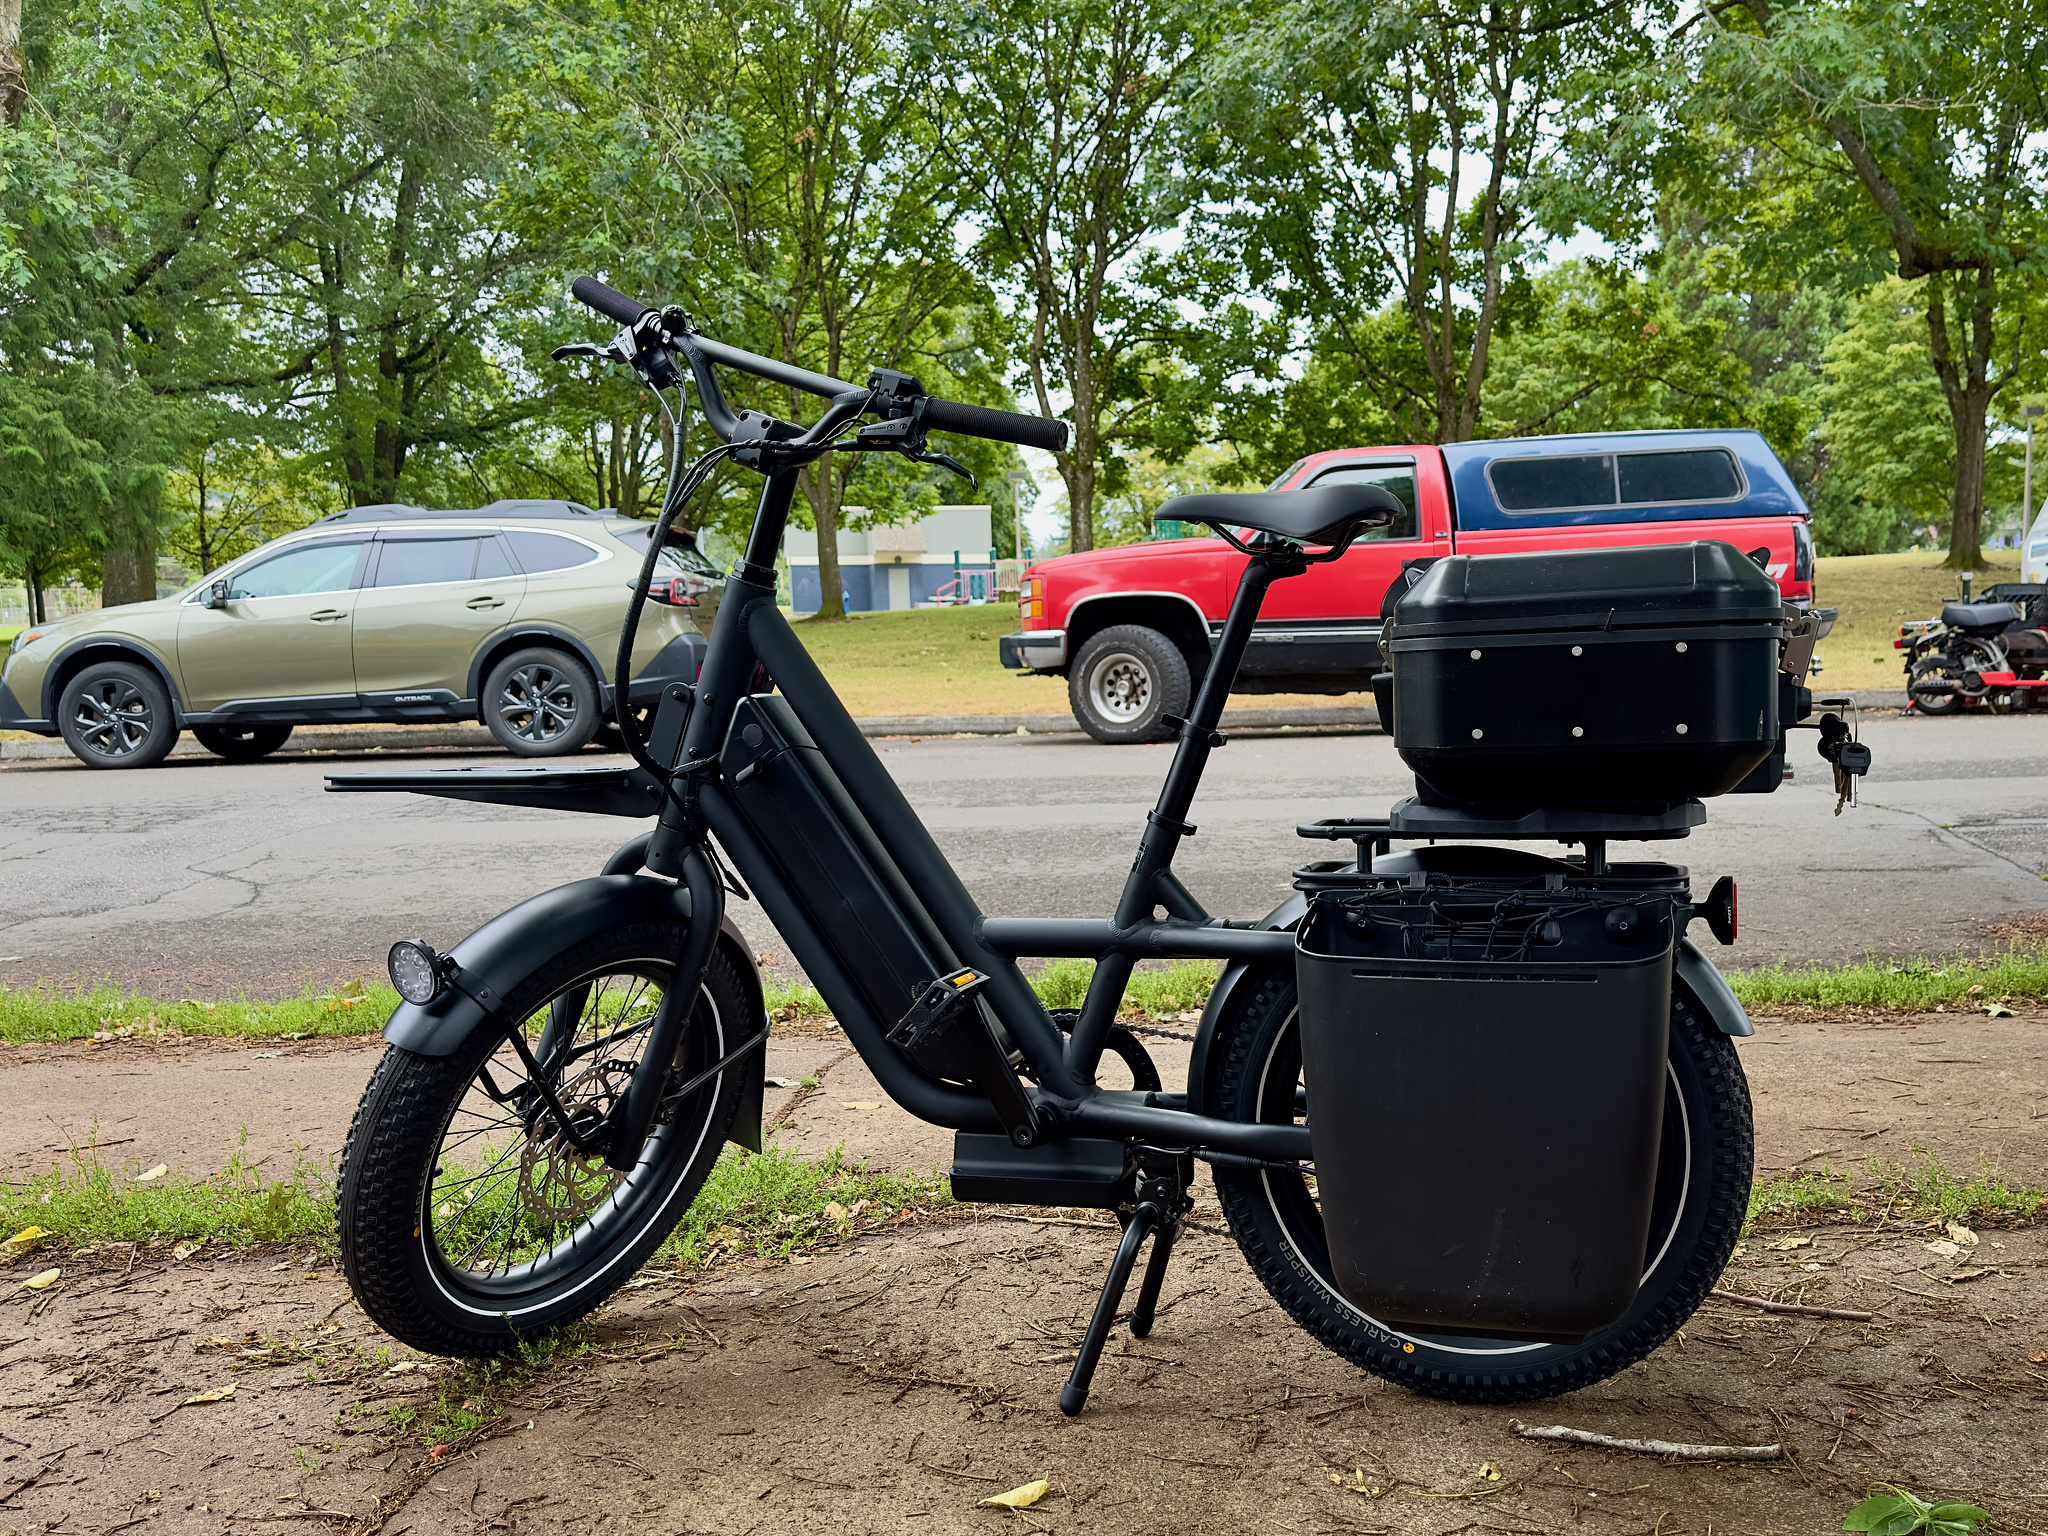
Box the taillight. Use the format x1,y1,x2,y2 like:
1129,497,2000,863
651,575,708,607
1792,520,1814,584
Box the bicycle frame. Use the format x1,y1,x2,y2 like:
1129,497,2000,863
653,465,1308,1166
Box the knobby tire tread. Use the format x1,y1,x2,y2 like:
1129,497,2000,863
1208,966,1752,1404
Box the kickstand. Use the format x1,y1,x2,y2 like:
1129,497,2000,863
1059,1148,1192,1416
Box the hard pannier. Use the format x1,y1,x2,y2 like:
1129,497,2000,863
1295,847,1685,1341
1384,542,1785,804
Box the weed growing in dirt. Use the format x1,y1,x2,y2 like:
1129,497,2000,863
763,977,832,1021
1746,1168,1856,1232
1745,1153,2044,1234
0,1145,334,1246
424,1323,595,1446
0,977,396,1045
1844,1483,1987,1534
1033,958,1222,1015
654,1143,950,1268
1727,949,2048,1011
1868,1153,2045,1225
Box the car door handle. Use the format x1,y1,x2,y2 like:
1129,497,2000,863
466,596,505,610
309,608,349,622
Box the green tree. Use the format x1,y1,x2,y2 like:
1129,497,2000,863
930,0,1202,553
1680,0,2048,568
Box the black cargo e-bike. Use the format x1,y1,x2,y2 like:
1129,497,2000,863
331,277,1867,1412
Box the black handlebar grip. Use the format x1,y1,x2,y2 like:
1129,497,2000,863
921,397,1070,453
571,276,650,326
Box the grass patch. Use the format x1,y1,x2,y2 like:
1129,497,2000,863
1746,1152,2044,1234
1727,949,2048,1012
1810,548,2018,691
0,1146,334,1249
1033,958,1222,1016
0,976,396,1046
655,1142,951,1268
792,605,1068,717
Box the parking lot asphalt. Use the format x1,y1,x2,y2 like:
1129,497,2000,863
6,708,2048,997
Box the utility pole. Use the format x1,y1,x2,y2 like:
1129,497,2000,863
1006,469,1029,561
2026,405,2044,541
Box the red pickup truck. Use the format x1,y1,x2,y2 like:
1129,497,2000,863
1000,429,1818,742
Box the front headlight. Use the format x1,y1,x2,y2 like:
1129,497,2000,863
388,940,446,1005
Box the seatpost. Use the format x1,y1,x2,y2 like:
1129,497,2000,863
1063,546,1291,1078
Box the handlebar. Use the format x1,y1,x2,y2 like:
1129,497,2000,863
571,276,1069,453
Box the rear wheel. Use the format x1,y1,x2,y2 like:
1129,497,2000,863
193,723,294,761
485,647,601,756
337,924,750,1355
1067,624,1190,745
57,660,179,769
1206,965,1752,1403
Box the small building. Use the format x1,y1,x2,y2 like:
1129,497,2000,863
786,505,997,614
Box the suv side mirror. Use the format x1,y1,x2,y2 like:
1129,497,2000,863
206,581,230,610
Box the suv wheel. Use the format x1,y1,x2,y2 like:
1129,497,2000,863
193,724,294,761
1068,624,1190,745
485,648,601,756
58,660,180,769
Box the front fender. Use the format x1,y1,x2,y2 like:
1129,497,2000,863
381,874,767,1149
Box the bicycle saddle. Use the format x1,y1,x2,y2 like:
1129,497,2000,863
1162,484,1404,546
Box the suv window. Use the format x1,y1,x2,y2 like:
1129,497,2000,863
374,537,487,587
1307,463,1420,540
1489,448,1744,513
612,524,721,577
506,531,602,574
224,541,362,599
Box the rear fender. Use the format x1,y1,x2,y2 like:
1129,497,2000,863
1675,937,1753,1037
380,873,767,1151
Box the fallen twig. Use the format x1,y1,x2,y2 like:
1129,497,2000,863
1711,1288,1872,1321
1509,1421,1783,1460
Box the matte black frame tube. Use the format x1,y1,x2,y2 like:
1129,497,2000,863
1064,1093,1313,1162
701,782,1002,1133
743,602,1084,1098
979,917,1295,962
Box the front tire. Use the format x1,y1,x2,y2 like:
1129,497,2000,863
1206,964,1752,1403
337,924,751,1355
57,660,179,768
193,723,294,761
1068,624,1190,744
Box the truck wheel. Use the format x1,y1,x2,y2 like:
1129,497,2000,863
1068,625,1189,744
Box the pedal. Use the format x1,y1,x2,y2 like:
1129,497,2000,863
889,967,991,1056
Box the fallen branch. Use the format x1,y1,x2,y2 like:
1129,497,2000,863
1509,1421,1783,1461
1711,1288,1872,1322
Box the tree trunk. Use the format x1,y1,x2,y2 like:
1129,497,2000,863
807,469,846,619
24,553,45,626
101,526,159,606
1927,273,1997,571
0,0,24,128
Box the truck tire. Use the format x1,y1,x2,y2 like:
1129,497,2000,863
1068,625,1189,744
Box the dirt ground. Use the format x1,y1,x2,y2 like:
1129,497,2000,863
0,1008,2043,1536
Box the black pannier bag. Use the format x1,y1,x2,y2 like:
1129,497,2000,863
1295,847,1684,1341
1385,542,1785,804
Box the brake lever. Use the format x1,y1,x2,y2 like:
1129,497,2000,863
906,447,978,488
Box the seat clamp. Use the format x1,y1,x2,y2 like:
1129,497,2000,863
1160,714,1227,748
1147,810,1197,838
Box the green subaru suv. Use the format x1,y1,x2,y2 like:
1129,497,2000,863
1,500,720,768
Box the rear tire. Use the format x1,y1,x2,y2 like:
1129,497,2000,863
484,647,601,757
1068,625,1190,744
57,660,179,769
337,925,751,1356
193,723,294,761
1205,964,1752,1403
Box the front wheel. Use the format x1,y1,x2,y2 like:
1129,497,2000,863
337,923,751,1355
193,723,294,761
1206,965,1752,1403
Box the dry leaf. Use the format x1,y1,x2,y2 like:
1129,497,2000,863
979,1477,1048,1509
385,1361,420,1376
1946,1268,1990,1284
20,1269,59,1291
1986,1002,2015,1017
1764,1236,1810,1251
4,1227,52,1257
2029,1350,2047,1364
1479,1462,1501,1481
824,1202,849,1221
1945,1222,1979,1247
789,1255,815,1267
173,1241,203,1261
133,1164,169,1184
183,1385,236,1405
840,1101,882,1111
1923,1239,1962,1259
